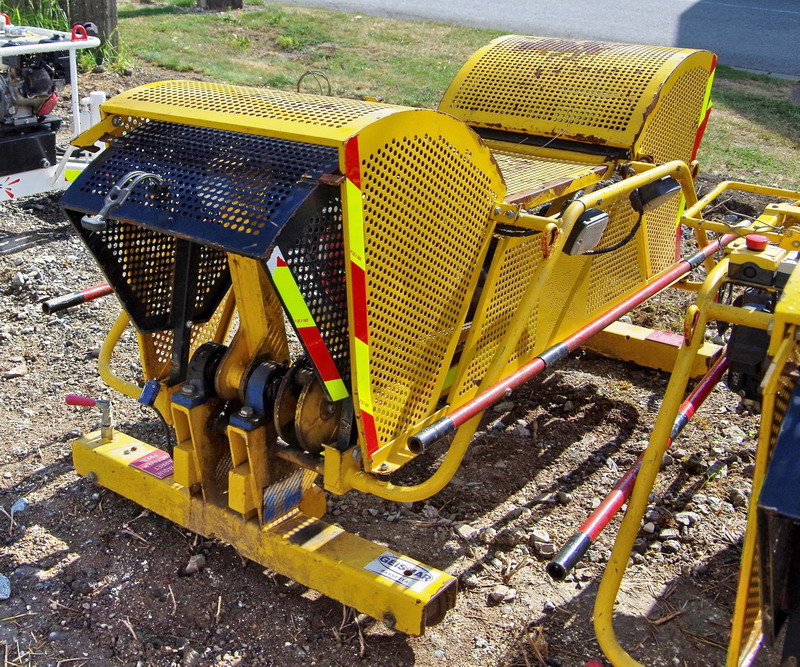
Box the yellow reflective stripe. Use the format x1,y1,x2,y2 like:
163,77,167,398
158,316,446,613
346,179,366,269
354,338,373,413
699,69,715,125
271,263,314,328
324,379,349,402
65,169,81,182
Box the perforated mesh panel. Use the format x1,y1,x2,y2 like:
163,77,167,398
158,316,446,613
454,236,543,400
63,120,339,259
360,132,497,444
441,35,684,147
586,201,644,314
492,150,607,206
637,67,710,273
125,80,397,129
140,291,232,379
71,218,230,333
280,191,350,384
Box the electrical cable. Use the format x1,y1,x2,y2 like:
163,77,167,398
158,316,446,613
584,210,643,256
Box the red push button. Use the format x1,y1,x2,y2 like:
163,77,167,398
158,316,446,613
745,234,769,251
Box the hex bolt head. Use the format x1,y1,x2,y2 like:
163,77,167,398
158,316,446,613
239,405,255,418
180,384,196,396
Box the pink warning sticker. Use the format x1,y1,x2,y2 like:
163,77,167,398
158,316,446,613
129,449,173,479
645,330,684,347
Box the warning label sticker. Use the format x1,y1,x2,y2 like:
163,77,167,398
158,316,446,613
129,449,173,479
364,551,436,592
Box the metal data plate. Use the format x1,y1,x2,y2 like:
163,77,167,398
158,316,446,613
61,120,340,259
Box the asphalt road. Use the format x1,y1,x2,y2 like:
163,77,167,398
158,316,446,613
280,0,800,78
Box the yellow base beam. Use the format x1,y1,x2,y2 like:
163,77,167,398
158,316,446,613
72,430,456,635
582,321,721,378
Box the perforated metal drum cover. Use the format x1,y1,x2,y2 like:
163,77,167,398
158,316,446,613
62,120,340,259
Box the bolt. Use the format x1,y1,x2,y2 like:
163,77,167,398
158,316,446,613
180,384,196,396
321,402,337,418
239,405,255,418
504,209,515,219
111,116,123,126
494,206,502,215
86,472,98,483
378,463,389,472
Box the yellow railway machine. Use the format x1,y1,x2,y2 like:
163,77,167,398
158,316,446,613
56,33,800,658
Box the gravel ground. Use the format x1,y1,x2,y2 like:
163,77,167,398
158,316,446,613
0,66,780,666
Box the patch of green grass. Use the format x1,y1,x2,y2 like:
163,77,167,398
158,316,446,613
1,0,68,30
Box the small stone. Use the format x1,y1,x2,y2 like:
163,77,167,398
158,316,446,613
619,315,633,324
92,64,106,74
2,359,27,379
742,463,756,476
662,539,681,554
10,497,28,514
543,600,556,612
642,522,656,534
515,424,531,437
496,528,526,547
563,400,575,414
455,524,478,541
661,453,674,467
184,553,206,575
723,425,747,444
48,630,68,642
556,491,572,505
2,472,10,480
479,527,497,544
10,273,25,289
461,574,481,589
729,489,748,508
632,538,647,555
490,419,505,432
122,68,134,76
0,575,10,600
492,400,515,413
674,511,700,527
658,528,680,541
487,584,516,604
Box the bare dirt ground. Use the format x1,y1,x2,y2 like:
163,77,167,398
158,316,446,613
0,66,781,666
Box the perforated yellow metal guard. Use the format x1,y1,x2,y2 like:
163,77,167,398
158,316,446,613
341,110,504,466
101,80,409,147
492,150,611,207
439,35,713,152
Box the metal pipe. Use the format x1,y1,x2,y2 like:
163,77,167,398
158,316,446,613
42,283,113,314
594,256,732,667
408,233,736,452
274,446,324,475
547,354,729,581
98,311,141,400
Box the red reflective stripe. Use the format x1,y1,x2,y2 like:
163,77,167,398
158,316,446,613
81,284,113,300
710,54,718,73
351,262,368,343
276,256,288,268
345,136,361,190
361,410,380,455
691,106,713,161
297,326,341,382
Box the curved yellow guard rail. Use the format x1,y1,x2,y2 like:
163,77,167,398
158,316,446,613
98,311,140,400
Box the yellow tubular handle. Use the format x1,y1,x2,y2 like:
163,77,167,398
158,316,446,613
594,257,731,665
99,311,141,400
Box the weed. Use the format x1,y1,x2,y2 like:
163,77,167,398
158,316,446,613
1,0,68,30
230,34,251,49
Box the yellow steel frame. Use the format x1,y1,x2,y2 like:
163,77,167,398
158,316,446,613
69,34,749,639
71,430,455,635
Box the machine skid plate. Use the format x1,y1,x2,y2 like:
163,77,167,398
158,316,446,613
72,431,456,635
